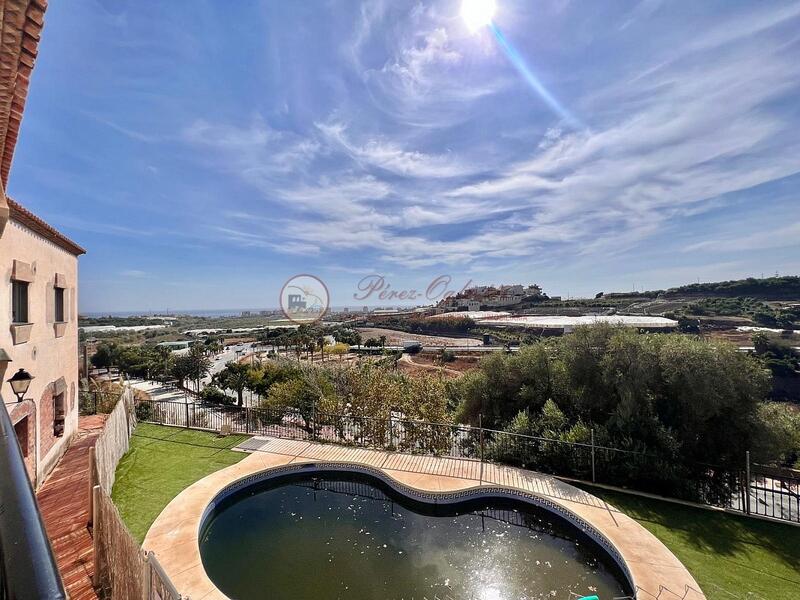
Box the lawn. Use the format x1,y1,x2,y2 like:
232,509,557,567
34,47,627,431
111,423,249,542
578,485,800,600
112,425,800,599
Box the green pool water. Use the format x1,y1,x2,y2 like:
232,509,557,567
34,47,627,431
199,470,629,600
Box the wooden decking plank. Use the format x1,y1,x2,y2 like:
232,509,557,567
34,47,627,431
36,415,106,600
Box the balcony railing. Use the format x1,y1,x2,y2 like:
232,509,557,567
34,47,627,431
0,396,66,600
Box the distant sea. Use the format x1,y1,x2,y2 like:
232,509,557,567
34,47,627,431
81,306,410,318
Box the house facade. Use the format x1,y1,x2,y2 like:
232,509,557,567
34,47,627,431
0,0,85,486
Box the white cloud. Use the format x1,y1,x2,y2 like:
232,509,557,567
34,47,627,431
179,2,800,274
684,222,800,253
432,11,800,268
316,120,474,178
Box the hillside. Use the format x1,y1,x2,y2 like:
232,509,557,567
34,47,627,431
661,276,800,300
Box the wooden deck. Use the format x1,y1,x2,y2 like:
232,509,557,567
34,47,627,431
36,415,107,600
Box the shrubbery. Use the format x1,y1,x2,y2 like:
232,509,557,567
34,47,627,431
448,325,791,498
200,385,231,405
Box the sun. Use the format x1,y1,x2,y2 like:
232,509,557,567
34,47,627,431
461,0,496,32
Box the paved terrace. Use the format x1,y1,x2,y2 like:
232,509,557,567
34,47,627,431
145,436,705,600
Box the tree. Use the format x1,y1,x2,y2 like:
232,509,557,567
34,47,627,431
317,335,326,362
175,345,211,393
201,385,231,405
752,402,800,467
170,355,193,389
214,361,250,407
265,375,323,431
91,343,117,373
204,336,222,355
329,342,349,362
451,325,775,497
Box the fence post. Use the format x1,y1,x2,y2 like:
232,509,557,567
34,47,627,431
142,551,151,600
88,446,96,526
479,413,484,483
591,428,596,483
92,485,101,587
245,406,250,434
312,401,317,442
184,402,190,428
745,450,751,515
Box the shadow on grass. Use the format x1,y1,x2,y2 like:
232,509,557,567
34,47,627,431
131,425,249,454
578,484,800,576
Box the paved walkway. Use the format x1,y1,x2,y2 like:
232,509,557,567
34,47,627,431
130,379,188,402
145,435,705,600
36,415,107,600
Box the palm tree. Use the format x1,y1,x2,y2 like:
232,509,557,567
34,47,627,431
186,345,211,393
317,335,326,362
215,362,250,407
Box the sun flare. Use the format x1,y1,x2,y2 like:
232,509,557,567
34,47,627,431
461,0,496,32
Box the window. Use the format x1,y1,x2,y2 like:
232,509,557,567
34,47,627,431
55,286,65,322
12,280,29,324
53,393,65,437
14,417,29,457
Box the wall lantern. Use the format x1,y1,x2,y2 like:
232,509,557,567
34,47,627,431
7,368,34,403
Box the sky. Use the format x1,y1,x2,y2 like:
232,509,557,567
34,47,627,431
8,0,800,312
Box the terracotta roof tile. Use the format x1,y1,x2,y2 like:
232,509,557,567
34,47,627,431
0,0,46,187
7,197,86,255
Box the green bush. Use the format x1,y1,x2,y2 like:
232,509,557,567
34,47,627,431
450,325,781,500
201,385,232,405
135,401,153,422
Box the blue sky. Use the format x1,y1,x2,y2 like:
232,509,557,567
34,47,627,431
8,0,800,312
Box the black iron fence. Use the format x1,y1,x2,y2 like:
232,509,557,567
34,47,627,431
79,390,124,416
135,398,800,524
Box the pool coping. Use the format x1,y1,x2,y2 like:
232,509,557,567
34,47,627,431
143,437,706,600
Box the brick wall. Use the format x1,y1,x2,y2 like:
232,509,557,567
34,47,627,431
8,400,36,479
38,384,55,457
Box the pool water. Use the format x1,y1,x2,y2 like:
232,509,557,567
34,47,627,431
200,470,630,600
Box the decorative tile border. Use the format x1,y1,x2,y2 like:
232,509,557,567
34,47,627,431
201,461,634,594
146,445,704,600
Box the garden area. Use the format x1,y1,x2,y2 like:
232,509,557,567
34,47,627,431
580,485,800,600
111,424,800,600
111,423,249,542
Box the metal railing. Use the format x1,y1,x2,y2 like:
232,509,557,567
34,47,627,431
136,398,800,524
0,399,66,599
79,389,123,416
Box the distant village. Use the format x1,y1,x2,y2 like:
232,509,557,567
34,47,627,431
436,283,550,311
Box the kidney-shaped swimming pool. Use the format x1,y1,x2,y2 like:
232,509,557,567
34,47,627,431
200,467,632,599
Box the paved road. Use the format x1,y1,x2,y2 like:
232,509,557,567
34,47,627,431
202,342,263,384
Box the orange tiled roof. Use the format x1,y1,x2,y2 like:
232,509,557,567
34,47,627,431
8,196,85,255
0,0,46,188
0,1,84,257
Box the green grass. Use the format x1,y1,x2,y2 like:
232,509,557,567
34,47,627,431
578,485,800,600
111,423,249,542
112,426,800,598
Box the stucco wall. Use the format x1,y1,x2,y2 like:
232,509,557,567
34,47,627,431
0,217,79,486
